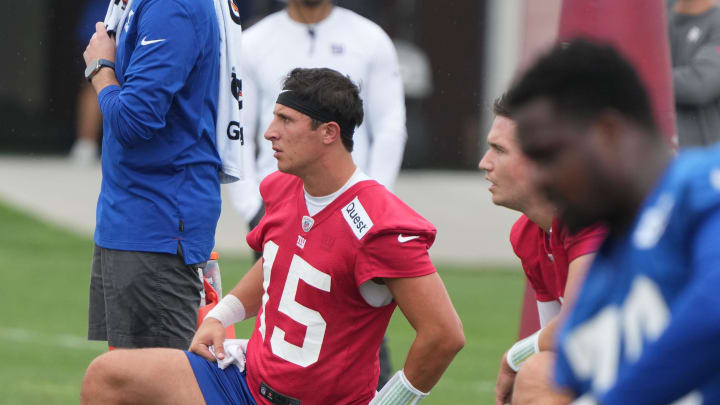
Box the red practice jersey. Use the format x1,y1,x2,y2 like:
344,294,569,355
510,216,606,302
245,172,437,404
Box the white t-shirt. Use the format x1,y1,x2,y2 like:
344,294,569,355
304,168,370,216
228,6,407,221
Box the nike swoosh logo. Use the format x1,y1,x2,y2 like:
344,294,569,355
140,37,166,46
398,234,420,243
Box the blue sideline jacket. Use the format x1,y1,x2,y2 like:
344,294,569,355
95,0,221,265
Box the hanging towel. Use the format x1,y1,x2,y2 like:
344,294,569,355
212,0,244,183
103,0,133,43
102,0,244,183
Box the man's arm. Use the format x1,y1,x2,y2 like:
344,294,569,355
364,31,407,190
383,272,465,392
222,258,266,318
83,23,120,92
673,29,720,106
495,253,594,404
190,258,265,361
537,253,594,350
83,2,202,147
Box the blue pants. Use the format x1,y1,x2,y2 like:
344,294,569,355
185,351,257,405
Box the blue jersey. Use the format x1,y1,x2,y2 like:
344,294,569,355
94,0,221,264
555,145,720,404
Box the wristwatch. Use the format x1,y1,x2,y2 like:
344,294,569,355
84,58,115,83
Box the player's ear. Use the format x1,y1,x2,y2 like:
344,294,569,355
588,110,630,176
322,121,342,145
590,110,625,152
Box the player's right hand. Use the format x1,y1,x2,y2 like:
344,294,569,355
83,22,117,65
495,351,517,405
189,317,226,362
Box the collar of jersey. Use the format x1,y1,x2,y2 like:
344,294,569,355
282,6,339,31
295,178,378,232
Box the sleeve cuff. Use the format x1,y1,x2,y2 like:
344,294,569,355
97,84,122,115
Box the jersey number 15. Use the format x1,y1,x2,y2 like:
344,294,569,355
259,240,331,367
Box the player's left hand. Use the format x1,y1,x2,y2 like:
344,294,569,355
189,317,227,362
495,351,517,405
83,22,116,66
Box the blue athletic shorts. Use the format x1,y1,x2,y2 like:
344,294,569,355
185,351,257,405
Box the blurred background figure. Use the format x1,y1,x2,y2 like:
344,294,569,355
68,0,107,166
669,0,720,147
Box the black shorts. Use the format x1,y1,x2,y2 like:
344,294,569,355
88,244,205,349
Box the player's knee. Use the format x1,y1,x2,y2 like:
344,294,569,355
512,351,565,405
81,351,125,404
441,315,466,355
446,322,466,355
517,351,553,382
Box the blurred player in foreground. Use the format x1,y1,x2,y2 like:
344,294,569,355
80,67,464,405
507,38,720,403
479,94,606,405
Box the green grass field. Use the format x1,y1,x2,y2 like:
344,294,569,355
0,201,525,404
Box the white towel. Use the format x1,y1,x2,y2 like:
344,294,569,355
103,0,133,44
210,338,249,371
102,0,244,183
212,0,244,183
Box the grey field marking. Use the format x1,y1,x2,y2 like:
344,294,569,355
0,327,106,351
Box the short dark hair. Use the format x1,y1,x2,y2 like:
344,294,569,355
507,38,657,134
282,67,364,152
493,93,511,118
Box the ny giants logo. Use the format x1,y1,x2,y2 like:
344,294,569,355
331,44,344,54
227,0,242,25
230,70,242,110
226,122,243,143
296,235,306,249
226,69,244,144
